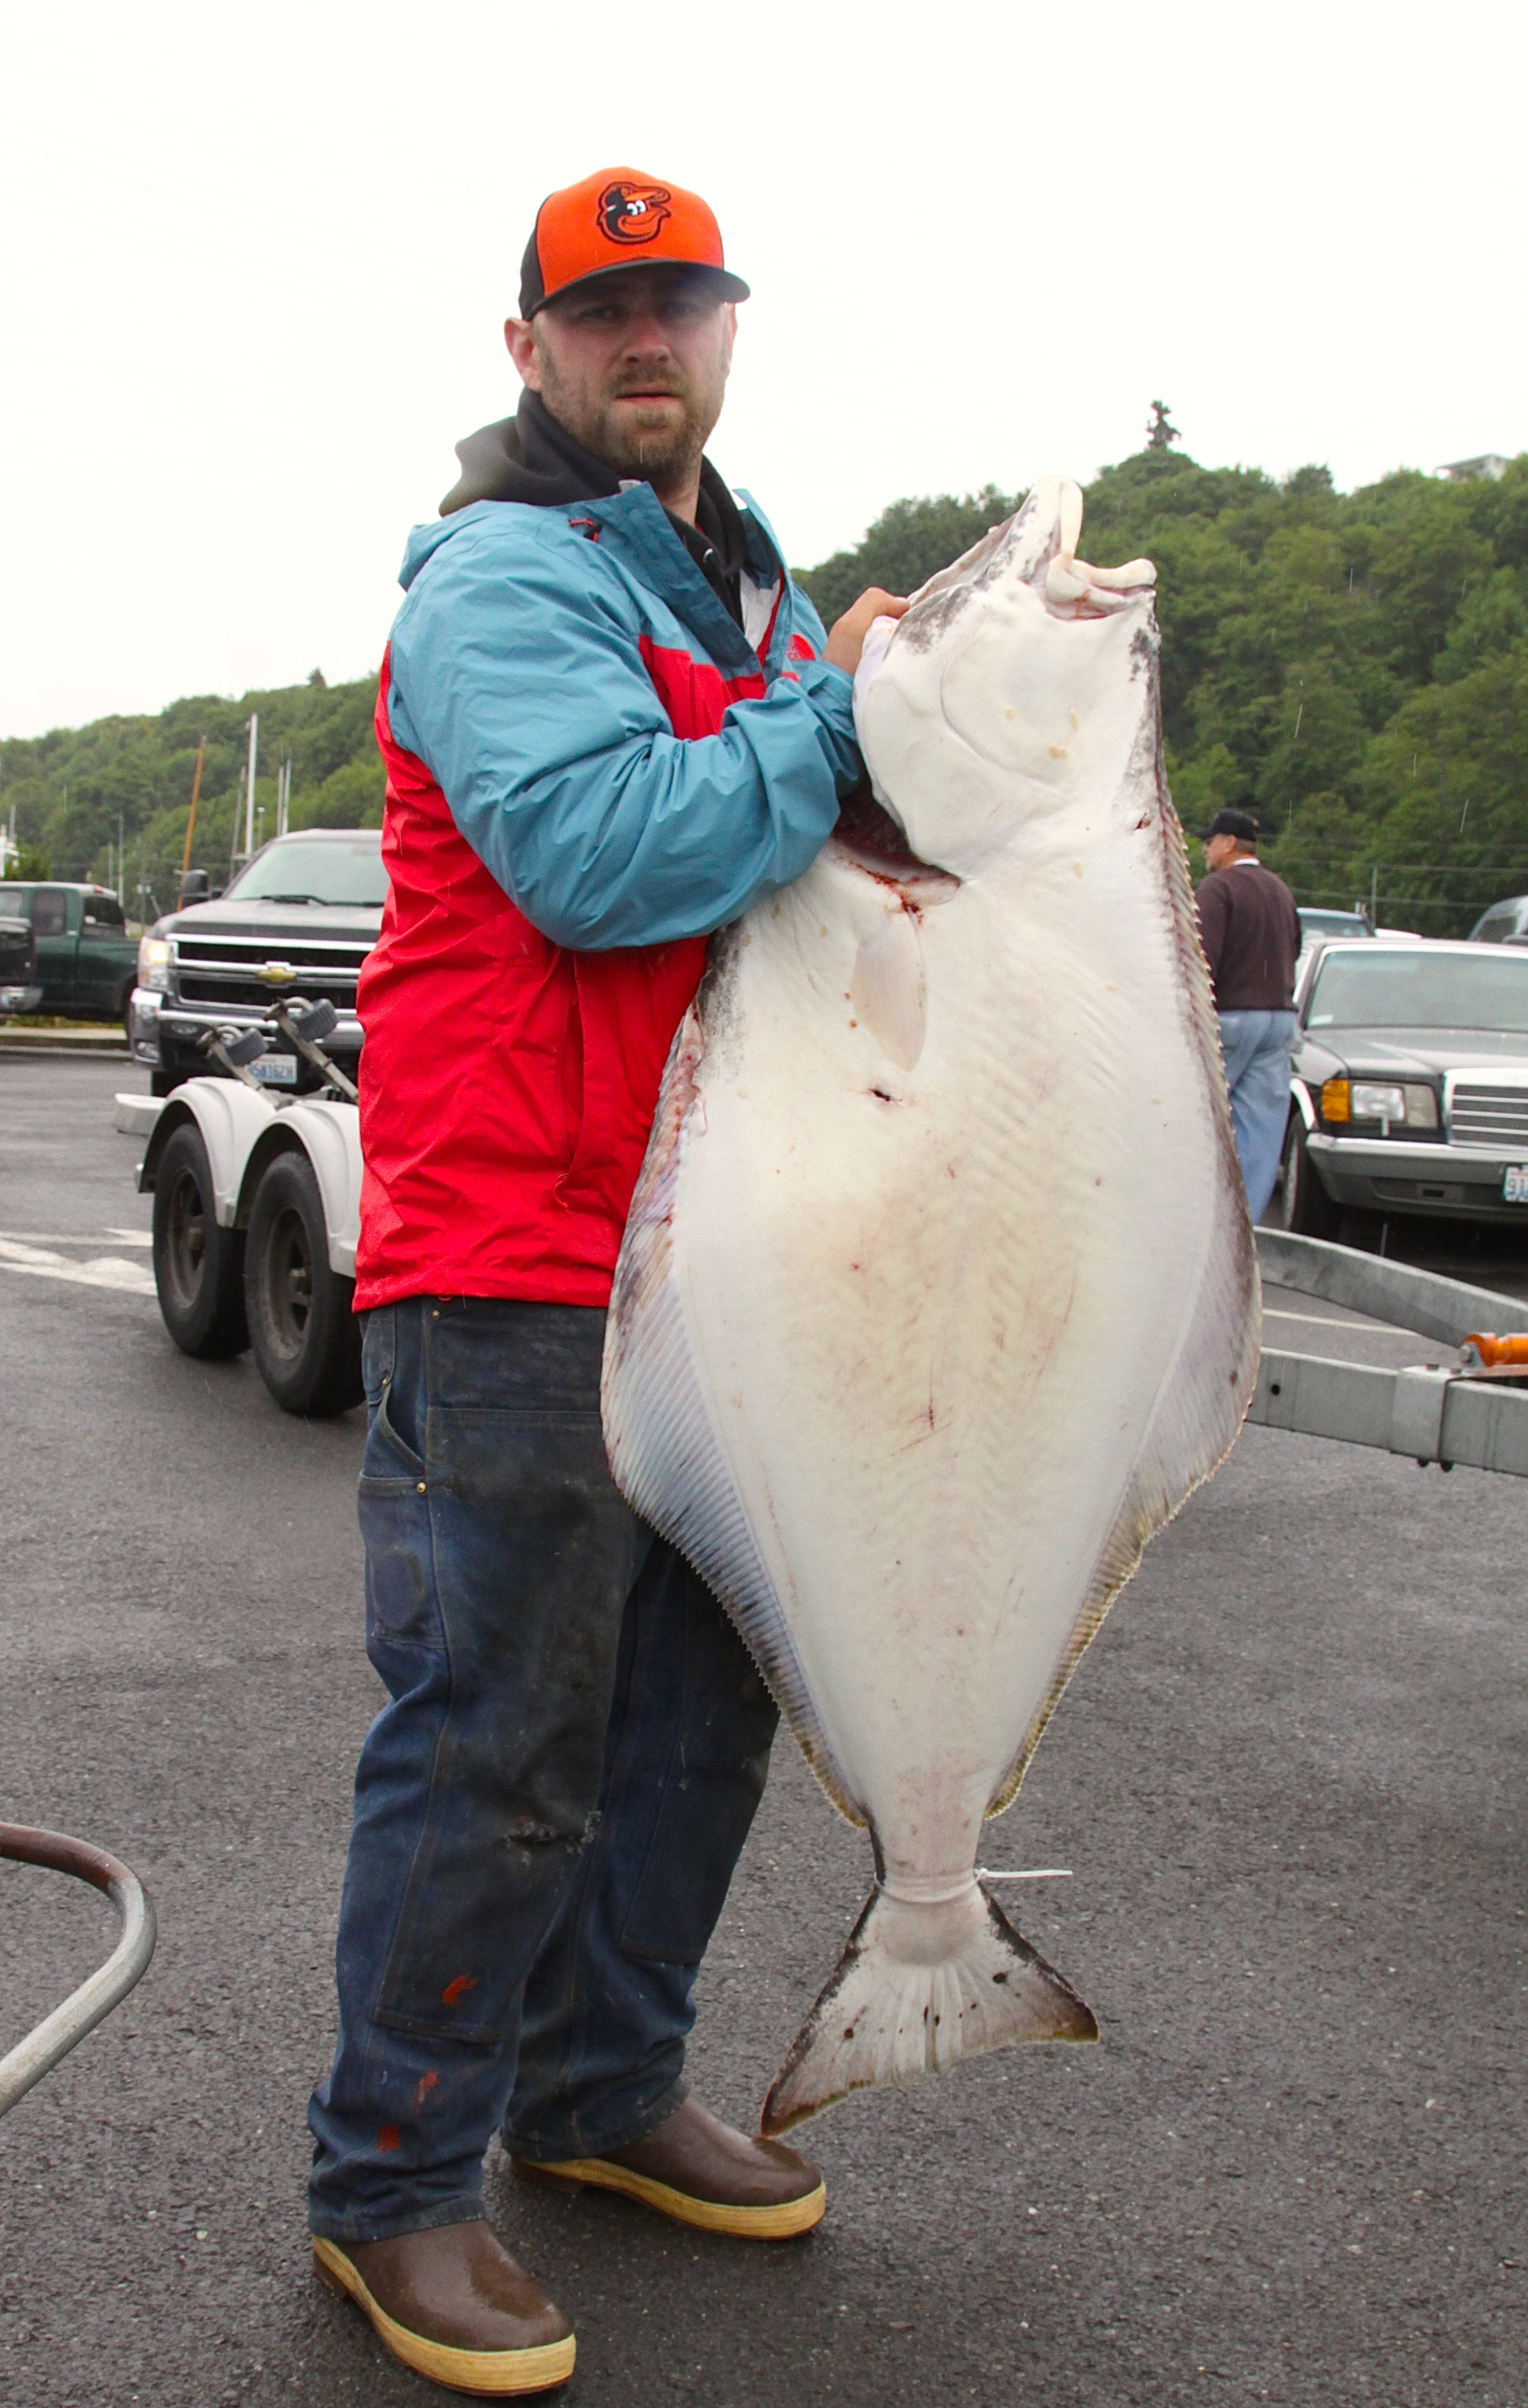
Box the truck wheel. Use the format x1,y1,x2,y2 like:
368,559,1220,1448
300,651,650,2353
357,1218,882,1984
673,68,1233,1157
244,1151,363,1416
1275,1115,1342,1239
152,1121,249,1358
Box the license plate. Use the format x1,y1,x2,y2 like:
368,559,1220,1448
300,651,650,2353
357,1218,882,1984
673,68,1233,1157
250,1053,297,1087
1504,1165,1528,1203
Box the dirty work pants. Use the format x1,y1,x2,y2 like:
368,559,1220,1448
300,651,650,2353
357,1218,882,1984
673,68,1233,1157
307,1297,777,2243
1218,1008,1298,1224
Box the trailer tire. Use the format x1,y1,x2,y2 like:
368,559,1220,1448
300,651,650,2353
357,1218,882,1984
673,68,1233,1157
152,1121,249,1359
244,1150,363,1416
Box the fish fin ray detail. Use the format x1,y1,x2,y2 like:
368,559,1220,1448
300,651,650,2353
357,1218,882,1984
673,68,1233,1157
761,1881,1096,2135
602,1005,866,1827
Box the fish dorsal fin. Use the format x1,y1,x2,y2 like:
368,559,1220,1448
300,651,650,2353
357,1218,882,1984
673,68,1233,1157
985,730,1262,1817
602,1003,867,1826
849,906,926,1071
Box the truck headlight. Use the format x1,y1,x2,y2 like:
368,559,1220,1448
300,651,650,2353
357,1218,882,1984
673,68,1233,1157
137,935,171,991
1348,1080,1439,1129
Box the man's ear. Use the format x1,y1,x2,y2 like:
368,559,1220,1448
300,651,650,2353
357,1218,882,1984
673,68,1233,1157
721,301,738,375
505,316,542,392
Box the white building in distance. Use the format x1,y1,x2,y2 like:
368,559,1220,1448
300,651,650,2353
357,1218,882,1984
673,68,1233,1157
1437,454,1509,482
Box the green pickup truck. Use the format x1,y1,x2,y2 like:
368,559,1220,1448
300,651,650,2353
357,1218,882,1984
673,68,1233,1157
0,883,140,1024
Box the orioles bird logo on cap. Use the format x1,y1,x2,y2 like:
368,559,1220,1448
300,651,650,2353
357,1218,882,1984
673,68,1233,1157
597,179,673,246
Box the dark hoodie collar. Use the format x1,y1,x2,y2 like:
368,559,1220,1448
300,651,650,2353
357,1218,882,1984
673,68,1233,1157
440,392,747,627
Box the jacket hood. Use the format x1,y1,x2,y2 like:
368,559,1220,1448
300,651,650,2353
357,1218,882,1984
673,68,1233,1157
440,391,622,516
408,390,750,621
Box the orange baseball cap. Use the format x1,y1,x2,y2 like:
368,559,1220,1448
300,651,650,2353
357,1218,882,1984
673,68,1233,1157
518,166,750,317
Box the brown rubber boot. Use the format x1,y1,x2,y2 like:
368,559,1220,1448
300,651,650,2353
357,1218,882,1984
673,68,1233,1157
312,2216,575,2395
511,2095,826,2239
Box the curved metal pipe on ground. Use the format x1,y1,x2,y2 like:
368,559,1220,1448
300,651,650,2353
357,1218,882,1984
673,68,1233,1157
0,1824,157,2119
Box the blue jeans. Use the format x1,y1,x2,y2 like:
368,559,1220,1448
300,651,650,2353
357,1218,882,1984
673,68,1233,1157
307,1298,778,2244
1218,1009,1297,1222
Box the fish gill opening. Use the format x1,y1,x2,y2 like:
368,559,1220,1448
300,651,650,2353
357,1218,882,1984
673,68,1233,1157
831,780,960,903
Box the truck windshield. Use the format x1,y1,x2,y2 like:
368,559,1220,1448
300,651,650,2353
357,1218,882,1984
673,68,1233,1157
1308,949,1528,1034
225,837,387,909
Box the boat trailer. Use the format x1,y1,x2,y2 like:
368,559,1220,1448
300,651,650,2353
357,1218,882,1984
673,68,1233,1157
1252,1228,1528,1477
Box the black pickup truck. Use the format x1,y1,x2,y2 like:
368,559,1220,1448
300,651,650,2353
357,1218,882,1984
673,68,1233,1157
0,908,43,1016
129,828,385,1095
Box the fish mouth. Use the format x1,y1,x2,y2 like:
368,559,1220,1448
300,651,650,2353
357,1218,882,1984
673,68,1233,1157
830,780,961,900
889,475,1156,653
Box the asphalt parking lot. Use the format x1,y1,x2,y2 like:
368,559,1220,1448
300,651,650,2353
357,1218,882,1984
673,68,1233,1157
1,1055,1525,2407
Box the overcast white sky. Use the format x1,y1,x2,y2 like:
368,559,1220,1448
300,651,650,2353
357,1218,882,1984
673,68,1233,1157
2,0,1523,738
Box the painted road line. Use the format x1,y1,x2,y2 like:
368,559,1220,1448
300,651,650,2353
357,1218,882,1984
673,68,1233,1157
1263,1305,1412,1336
0,1230,151,1248
0,1238,155,1296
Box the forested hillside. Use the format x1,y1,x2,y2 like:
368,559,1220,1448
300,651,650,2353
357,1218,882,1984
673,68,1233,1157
799,449,1528,934
0,670,384,920
4,444,1525,933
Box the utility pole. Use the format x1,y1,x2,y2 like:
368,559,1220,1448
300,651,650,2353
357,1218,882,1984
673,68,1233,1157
117,810,125,906
245,712,259,861
180,737,207,889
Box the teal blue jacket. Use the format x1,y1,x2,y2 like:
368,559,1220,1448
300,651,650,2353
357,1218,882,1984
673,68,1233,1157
386,483,861,951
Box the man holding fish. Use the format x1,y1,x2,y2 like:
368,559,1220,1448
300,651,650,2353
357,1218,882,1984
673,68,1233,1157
305,165,906,2394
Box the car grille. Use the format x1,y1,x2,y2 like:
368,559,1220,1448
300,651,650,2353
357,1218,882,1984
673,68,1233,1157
175,937,370,969
1448,1083,1528,1147
170,933,372,1019
177,973,358,1009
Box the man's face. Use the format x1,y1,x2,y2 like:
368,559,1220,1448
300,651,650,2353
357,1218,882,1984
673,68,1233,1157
1205,832,1246,871
506,266,736,490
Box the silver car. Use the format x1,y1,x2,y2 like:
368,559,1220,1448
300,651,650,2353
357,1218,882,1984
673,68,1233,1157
1273,939,1528,1233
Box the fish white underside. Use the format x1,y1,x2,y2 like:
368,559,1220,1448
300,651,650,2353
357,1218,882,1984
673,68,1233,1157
603,478,1259,2130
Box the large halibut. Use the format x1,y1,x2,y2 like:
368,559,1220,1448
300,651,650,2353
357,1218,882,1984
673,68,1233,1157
602,476,1259,2132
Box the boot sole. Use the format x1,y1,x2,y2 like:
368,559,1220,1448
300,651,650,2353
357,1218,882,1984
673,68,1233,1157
311,2237,576,2396
511,2155,827,2239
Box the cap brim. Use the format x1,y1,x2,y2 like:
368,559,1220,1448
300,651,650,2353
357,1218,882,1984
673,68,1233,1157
529,258,749,316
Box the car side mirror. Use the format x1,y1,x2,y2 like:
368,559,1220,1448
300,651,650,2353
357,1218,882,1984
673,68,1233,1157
179,870,211,906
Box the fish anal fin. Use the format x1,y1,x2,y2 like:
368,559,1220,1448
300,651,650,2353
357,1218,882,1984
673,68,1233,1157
760,1882,1096,2136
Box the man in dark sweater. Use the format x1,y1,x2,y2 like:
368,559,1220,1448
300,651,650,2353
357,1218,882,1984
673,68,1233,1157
1195,809,1300,1220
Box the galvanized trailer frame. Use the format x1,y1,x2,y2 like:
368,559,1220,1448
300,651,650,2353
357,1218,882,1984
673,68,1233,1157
1252,1229,1528,1477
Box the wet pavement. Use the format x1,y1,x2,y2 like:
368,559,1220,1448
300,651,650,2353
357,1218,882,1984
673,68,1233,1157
1,1057,1524,2406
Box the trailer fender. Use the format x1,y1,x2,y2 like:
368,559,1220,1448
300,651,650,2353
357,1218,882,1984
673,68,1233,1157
137,1078,279,1227
232,1100,362,1280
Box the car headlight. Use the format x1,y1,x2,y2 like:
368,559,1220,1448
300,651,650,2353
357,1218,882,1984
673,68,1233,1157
137,935,171,991
1343,1080,1439,1129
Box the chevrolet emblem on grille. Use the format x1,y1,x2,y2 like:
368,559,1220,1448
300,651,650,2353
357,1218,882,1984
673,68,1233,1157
256,962,298,987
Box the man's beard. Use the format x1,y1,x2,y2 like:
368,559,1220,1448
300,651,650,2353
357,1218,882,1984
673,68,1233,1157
540,356,713,486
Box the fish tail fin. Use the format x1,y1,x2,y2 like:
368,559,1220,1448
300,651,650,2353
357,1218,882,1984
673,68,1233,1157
760,1881,1097,2136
